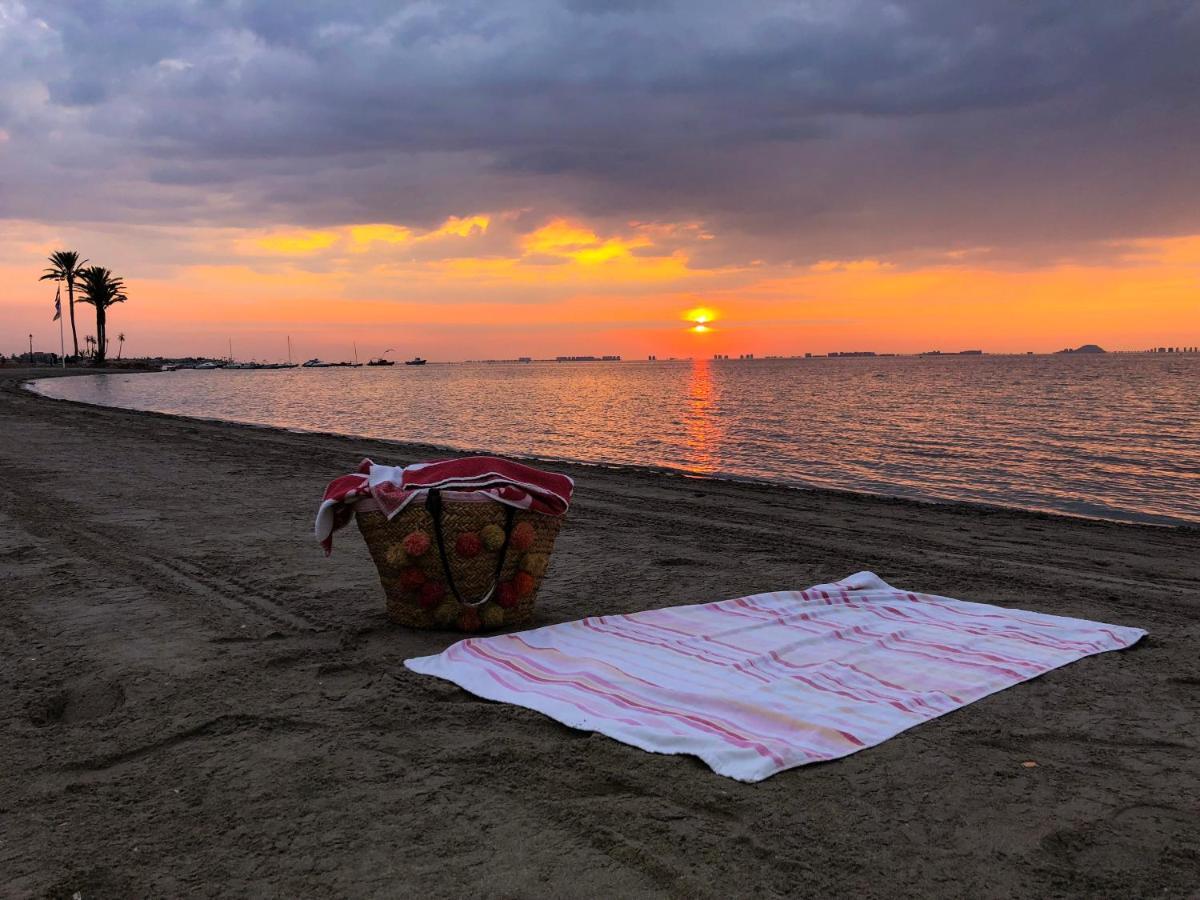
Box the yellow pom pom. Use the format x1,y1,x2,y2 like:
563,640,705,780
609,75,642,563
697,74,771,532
385,545,409,569
432,599,459,627
480,524,506,551
480,603,505,630
521,553,550,578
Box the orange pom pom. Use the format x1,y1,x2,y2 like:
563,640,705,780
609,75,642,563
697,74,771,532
514,571,537,598
455,532,482,558
458,608,481,633
419,581,446,609
496,581,518,609
399,566,426,589
403,531,431,557
510,521,535,552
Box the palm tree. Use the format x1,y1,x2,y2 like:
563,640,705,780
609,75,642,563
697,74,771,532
116,332,126,360
39,250,88,358
75,267,126,366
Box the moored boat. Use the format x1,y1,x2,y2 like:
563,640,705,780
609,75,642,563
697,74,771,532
404,357,427,366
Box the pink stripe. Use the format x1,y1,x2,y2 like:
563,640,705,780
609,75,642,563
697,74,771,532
462,641,790,766
582,618,772,685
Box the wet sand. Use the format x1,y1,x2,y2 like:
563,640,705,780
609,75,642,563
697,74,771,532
2,369,1198,898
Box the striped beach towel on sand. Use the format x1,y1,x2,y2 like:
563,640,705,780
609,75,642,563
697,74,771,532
406,572,1145,782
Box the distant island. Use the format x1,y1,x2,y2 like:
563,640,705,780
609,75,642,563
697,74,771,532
1055,344,1106,354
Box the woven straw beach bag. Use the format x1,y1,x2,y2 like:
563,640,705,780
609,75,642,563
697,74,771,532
356,489,563,632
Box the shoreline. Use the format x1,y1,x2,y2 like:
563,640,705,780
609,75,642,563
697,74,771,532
2,367,1198,896
20,369,1197,533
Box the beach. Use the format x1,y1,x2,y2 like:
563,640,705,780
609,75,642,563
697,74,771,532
2,370,1198,897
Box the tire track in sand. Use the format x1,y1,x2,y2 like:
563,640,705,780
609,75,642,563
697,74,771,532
0,479,322,635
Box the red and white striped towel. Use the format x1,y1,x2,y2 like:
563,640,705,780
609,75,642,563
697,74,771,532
406,571,1145,782
316,456,573,554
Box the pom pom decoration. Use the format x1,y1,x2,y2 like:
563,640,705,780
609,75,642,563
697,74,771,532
432,599,459,627
510,521,536,552
458,607,482,633
402,530,431,557
514,571,537,598
480,604,505,630
480,524,506,551
496,581,519,609
419,581,446,609
521,553,549,578
399,566,426,590
384,545,409,569
455,532,482,558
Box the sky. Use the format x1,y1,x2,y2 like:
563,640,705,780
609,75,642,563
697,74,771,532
1,0,1197,361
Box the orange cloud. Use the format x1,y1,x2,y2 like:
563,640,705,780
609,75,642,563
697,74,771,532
252,230,340,255
424,215,490,239
349,223,412,249
521,218,653,264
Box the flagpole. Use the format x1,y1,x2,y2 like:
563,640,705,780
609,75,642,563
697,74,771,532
52,285,65,367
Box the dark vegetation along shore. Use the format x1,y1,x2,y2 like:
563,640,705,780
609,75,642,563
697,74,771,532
2,369,1198,898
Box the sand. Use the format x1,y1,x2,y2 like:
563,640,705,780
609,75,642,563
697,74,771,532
2,369,1197,898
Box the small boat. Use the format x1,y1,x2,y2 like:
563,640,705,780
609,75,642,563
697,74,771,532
161,363,179,372
195,361,223,370
302,358,332,368
405,357,427,366
367,358,395,366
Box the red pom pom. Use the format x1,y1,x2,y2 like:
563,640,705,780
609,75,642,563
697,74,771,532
455,532,482,558
419,581,446,609
403,531,431,557
496,581,518,609
510,521,535,552
514,571,537,598
399,566,426,589
458,608,481,633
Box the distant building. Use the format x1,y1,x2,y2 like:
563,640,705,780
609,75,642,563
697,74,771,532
829,351,877,358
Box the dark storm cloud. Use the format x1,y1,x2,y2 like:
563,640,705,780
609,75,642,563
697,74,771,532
1,0,1197,262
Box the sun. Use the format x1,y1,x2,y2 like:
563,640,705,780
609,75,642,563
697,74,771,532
685,306,717,333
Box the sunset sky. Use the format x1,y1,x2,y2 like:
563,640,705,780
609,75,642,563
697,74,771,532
2,1,1197,361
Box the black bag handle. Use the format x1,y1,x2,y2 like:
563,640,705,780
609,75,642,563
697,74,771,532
426,488,517,608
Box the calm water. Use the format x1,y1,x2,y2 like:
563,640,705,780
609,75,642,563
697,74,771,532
31,356,1200,526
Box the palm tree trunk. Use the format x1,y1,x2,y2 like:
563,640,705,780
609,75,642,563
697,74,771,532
67,279,79,358
95,305,106,366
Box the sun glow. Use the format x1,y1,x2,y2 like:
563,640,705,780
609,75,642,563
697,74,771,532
685,306,717,332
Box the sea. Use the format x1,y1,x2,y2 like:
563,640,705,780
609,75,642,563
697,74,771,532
30,354,1200,527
